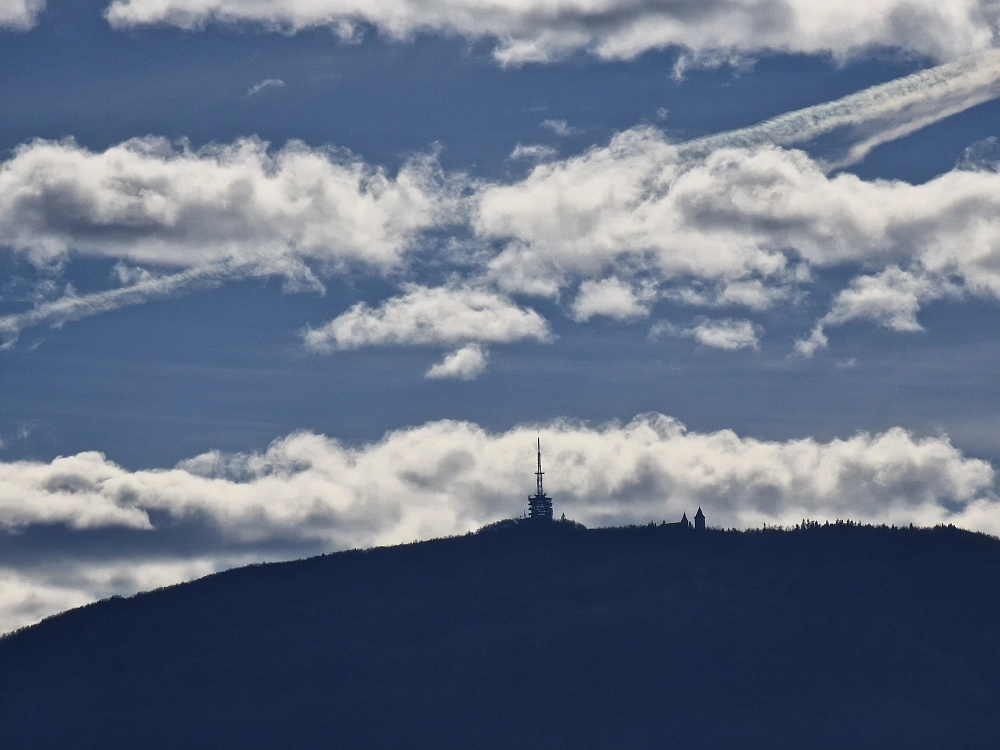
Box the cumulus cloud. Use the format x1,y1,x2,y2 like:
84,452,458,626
651,317,760,350
0,413,996,631
0,0,43,30
425,343,489,380
0,452,153,530
571,278,655,322
0,136,455,271
475,50,1000,305
104,0,1000,65
302,283,551,352
481,131,1000,350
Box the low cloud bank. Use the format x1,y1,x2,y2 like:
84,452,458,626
0,414,996,632
103,0,1000,66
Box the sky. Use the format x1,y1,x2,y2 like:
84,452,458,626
4,0,1000,632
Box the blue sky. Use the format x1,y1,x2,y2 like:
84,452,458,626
4,0,1000,631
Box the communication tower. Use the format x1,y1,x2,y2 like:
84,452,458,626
527,438,553,522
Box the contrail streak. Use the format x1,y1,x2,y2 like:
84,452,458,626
680,49,1000,165
0,263,236,348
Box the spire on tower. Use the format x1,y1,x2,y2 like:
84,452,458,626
535,437,544,497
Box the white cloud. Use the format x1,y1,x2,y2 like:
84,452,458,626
425,343,489,380
0,136,455,272
0,415,993,543
0,263,234,348
571,277,655,322
664,278,797,310
683,50,1000,166
0,568,97,634
0,558,241,635
480,131,1000,349
103,0,1000,65
957,135,1000,171
246,78,285,97
541,119,579,137
5,57,1000,349
303,283,551,352
824,268,948,333
651,317,760,350
795,267,960,356
0,414,996,631
0,452,154,530
509,144,557,162
0,0,43,30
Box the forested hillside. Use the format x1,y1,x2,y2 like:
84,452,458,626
2,520,998,749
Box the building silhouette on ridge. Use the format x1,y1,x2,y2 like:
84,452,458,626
525,440,706,531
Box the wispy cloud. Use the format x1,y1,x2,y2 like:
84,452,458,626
651,317,761,351
509,143,557,162
246,78,285,97
795,268,961,356
681,49,1000,166
0,263,235,348
541,119,579,137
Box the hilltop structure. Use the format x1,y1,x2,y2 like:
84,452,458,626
662,507,707,531
523,441,706,531
527,438,553,522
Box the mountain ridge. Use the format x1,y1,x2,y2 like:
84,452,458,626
2,519,998,749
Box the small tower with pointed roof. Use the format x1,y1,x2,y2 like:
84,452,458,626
694,507,706,531
527,438,553,522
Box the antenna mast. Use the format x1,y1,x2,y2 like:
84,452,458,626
527,436,554,522
536,437,544,497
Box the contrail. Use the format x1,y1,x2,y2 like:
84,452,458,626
679,49,1000,165
0,263,235,348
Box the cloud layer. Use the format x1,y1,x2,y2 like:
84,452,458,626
103,0,1000,65
0,414,995,632
6,55,1000,360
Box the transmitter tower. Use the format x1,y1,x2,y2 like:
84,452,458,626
527,438,554,522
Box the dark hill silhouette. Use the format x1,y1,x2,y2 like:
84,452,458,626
2,519,1000,749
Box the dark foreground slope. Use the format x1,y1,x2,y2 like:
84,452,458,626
2,521,1000,749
